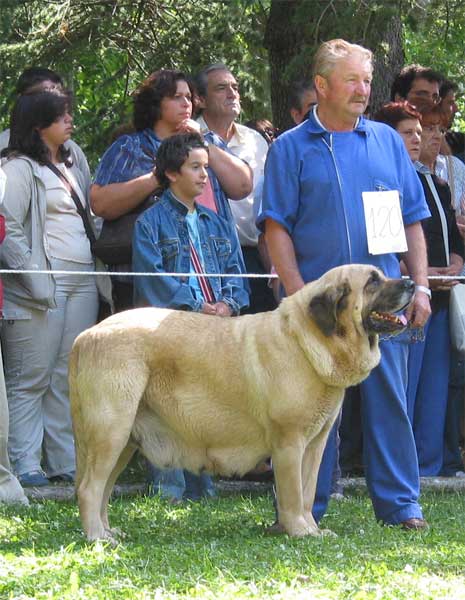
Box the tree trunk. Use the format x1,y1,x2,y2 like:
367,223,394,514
370,15,405,115
264,0,307,131
264,1,405,129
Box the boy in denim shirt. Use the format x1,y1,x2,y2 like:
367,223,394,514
133,132,249,502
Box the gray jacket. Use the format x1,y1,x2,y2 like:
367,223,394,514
0,155,112,317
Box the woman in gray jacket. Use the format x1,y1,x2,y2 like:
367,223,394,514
0,89,100,486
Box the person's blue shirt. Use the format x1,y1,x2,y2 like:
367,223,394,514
132,189,249,314
94,127,235,223
94,128,161,185
257,108,430,283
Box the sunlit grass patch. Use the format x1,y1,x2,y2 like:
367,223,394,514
1,490,465,598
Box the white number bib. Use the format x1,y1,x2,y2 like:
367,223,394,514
362,190,408,255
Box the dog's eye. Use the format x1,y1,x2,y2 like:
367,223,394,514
367,271,381,286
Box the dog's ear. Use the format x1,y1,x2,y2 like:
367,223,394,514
309,281,351,336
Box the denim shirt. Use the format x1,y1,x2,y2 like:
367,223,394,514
132,189,249,314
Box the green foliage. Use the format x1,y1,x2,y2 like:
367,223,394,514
1,490,465,598
0,0,270,167
0,0,464,169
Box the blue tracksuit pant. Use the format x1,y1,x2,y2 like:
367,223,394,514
313,339,423,525
407,308,450,476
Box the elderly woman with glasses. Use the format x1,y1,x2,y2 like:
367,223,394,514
374,102,464,477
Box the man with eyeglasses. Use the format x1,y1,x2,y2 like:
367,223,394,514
391,65,443,111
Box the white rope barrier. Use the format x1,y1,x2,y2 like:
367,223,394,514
0,269,276,279
0,269,465,281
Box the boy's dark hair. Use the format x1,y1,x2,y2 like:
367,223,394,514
16,67,63,95
155,133,208,190
373,101,421,130
3,89,72,165
133,69,194,131
390,65,443,101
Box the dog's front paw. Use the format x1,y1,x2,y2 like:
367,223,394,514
106,526,126,539
85,527,119,546
318,527,337,537
283,517,320,537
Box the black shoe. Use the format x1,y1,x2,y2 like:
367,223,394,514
49,472,75,484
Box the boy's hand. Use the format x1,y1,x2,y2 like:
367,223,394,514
201,303,217,315
200,302,232,317
213,302,232,317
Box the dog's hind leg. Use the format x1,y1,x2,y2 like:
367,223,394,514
71,352,150,542
77,427,136,543
100,443,137,536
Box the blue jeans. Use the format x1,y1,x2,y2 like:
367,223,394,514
147,463,216,501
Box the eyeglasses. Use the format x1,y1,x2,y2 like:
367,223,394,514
410,91,441,104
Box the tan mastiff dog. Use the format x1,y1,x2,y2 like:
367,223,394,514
70,264,414,542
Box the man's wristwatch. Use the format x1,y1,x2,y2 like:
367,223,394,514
415,284,431,299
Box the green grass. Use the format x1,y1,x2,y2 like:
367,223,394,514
1,489,465,599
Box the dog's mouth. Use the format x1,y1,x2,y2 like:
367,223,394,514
366,309,408,333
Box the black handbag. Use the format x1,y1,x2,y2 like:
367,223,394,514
91,195,156,265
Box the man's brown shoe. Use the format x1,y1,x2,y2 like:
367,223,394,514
400,518,429,531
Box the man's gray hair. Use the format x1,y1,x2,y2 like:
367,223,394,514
196,63,232,97
313,39,373,79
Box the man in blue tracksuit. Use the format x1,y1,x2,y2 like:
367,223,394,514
257,39,432,530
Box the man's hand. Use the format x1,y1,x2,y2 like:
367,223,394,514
405,290,431,328
428,265,460,291
402,222,431,328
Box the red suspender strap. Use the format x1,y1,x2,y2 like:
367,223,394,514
188,238,215,303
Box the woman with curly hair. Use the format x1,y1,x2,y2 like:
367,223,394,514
91,69,251,312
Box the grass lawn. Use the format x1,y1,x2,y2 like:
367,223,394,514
1,487,465,599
